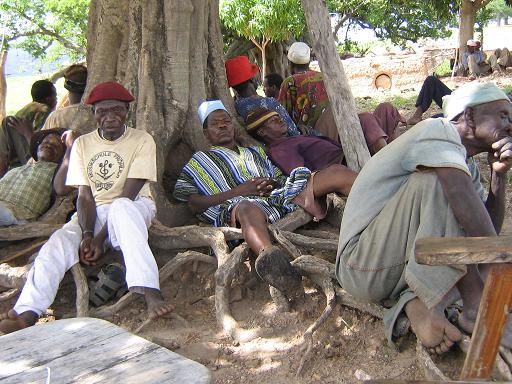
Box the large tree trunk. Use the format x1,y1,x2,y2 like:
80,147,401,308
458,0,477,65
457,0,492,67
301,0,370,171
86,0,254,226
0,49,7,122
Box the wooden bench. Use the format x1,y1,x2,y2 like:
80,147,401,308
0,317,211,383
416,236,512,380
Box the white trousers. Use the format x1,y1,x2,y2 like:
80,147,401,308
14,197,158,316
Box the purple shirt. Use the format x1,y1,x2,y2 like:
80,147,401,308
268,135,343,175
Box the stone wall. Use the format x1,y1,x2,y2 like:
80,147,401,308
312,48,454,97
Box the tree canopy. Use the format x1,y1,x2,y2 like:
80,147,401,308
0,0,89,61
220,0,305,76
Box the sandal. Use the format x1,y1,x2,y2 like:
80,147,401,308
89,263,127,307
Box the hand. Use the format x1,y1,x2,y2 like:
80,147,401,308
6,117,32,140
79,232,105,266
61,130,78,149
236,177,276,197
489,137,512,174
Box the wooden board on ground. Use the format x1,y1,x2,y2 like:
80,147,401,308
416,235,512,265
0,317,211,384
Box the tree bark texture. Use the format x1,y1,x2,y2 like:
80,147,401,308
300,0,370,171
86,0,255,226
0,49,7,122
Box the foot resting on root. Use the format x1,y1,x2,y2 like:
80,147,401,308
405,297,462,354
143,288,175,320
0,309,38,334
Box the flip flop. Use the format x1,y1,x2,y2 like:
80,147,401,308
89,263,127,307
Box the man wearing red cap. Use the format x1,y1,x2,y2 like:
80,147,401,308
0,81,173,334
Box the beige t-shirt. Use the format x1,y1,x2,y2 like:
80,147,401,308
42,104,96,135
66,127,157,206
337,118,484,257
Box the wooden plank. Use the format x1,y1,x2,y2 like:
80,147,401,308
0,318,211,384
460,264,512,380
415,236,512,265
0,318,126,375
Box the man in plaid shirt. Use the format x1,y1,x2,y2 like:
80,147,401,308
0,128,66,225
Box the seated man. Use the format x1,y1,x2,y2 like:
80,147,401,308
336,82,512,354
174,100,355,298
461,39,490,80
0,128,67,226
278,42,404,152
0,81,173,334
224,55,300,136
245,107,344,175
263,73,284,98
0,80,57,177
489,47,512,73
42,64,96,135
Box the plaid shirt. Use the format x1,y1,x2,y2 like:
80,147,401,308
0,161,57,220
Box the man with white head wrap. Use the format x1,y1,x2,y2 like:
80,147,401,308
336,81,512,354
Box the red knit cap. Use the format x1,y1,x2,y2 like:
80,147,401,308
224,56,259,87
86,81,134,105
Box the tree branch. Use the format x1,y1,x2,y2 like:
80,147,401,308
18,12,85,55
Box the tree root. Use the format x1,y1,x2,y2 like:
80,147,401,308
293,255,337,376
71,264,89,317
280,230,338,251
134,312,189,334
269,286,290,313
0,287,20,301
271,228,302,259
416,341,450,380
0,263,32,289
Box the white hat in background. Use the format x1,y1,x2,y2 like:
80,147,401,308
466,39,477,47
287,42,311,65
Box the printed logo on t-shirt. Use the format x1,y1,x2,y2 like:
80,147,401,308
87,151,125,191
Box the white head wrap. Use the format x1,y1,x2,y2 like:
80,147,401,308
287,42,311,65
442,82,509,121
466,39,477,47
198,100,229,126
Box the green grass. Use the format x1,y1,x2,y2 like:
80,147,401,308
5,74,66,115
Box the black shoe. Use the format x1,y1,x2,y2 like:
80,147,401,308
255,246,302,298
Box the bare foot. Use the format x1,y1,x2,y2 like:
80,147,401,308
405,298,462,354
144,288,175,320
0,310,36,334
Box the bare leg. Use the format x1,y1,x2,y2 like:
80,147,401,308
235,201,273,254
311,164,357,197
408,106,424,126
0,309,38,334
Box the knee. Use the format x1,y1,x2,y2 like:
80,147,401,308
235,201,265,222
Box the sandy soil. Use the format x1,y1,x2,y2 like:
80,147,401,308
2,73,512,383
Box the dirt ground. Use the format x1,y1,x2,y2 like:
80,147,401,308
2,73,512,383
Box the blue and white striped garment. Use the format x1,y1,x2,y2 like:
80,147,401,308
174,146,310,227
